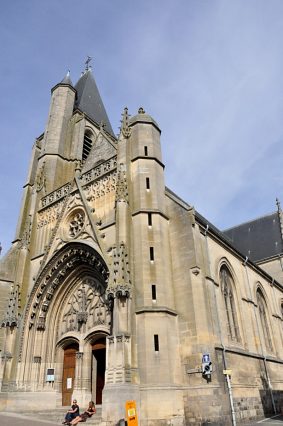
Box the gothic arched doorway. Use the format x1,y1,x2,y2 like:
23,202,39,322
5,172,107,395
91,338,106,404
62,342,79,406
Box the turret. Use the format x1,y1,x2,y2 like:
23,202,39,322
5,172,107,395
128,107,165,215
40,72,76,192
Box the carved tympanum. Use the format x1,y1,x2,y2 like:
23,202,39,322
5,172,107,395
59,278,111,337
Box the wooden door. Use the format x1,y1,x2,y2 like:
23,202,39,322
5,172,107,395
62,344,78,406
92,339,106,405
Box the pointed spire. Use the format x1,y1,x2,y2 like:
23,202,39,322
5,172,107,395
276,197,282,213
74,68,114,137
276,198,283,242
61,70,73,86
120,107,131,138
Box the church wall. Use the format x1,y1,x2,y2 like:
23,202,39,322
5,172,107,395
257,256,283,285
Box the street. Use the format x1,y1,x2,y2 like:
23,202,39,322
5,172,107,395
243,414,283,425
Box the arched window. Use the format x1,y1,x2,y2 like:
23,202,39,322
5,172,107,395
82,130,94,162
256,289,273,352
220,265,240,342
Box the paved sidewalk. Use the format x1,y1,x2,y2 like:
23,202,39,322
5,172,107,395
1,412,58,426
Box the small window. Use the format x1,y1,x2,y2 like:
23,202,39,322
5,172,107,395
148,213,152,226
151,285,156,301
146,177,150,190
150,247,154,261
144,146,148,156
82,131,93,162
154,334,159,352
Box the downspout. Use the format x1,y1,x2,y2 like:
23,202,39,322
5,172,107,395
243,257,276,414
204,224,237,426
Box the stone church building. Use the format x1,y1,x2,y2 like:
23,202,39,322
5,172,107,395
0,66,283,425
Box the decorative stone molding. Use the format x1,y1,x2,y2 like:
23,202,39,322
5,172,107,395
191,266,201,276
36,162,46,193
115,163,128,203
76,352,84,359
41,182,72,209
1,284,21,328
37,200,65,228
80,155,117,187
120,107,131,139
33,356,42,363
1,352,12,361
107,243,131,299
20,215,32,249
85,172,117,203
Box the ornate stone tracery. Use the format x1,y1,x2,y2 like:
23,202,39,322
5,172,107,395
59,278,111,337
85,171,117,203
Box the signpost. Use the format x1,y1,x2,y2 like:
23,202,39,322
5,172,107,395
126,400,138,426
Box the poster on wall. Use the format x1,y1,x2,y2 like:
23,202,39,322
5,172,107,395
67,378,72,389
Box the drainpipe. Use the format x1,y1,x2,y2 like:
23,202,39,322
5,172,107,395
243,258,276,414
204,225,237,426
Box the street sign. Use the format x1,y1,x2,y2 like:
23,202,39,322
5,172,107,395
126,400,138,426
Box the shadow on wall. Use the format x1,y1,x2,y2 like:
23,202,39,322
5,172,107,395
260,372,283,417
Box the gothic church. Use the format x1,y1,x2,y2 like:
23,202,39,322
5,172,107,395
0,65,283,426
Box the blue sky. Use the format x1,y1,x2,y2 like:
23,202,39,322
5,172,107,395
0,0,283,255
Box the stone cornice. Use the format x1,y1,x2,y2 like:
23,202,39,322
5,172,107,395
135,306,177,316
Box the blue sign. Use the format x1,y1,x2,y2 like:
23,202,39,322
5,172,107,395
202,353,210,363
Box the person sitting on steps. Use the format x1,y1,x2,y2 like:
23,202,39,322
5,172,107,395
68,401,96,425
62,399,80,424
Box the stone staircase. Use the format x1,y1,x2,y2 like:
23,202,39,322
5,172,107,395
6,406,102,425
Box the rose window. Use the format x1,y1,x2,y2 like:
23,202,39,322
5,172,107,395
68,211,85,238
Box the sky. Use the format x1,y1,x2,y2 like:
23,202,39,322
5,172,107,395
0,0,283,255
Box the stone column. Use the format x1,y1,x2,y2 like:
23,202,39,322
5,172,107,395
73,350,92,407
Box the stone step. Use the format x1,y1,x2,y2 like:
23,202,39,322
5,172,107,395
7,407,102,425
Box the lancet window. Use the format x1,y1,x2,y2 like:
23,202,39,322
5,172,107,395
220,265,240,342
256,289,273,352
82,130,94,162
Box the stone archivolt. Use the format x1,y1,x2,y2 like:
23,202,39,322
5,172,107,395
25,243,109,331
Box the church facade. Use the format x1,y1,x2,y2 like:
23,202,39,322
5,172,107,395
0,67,283,426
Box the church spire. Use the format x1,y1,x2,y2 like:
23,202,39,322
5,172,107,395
74,64,114,137
61,70,73,86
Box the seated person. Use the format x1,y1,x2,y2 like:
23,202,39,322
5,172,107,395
69,401,96,425
63,399,80,424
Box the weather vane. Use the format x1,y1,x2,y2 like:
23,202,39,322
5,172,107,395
85,56,92,71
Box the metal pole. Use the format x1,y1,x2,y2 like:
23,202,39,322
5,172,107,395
204,226,236,426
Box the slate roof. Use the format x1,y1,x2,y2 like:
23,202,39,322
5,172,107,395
74,70,114,137
223,212,283,262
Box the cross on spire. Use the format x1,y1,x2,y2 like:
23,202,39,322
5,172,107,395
85,56,92,71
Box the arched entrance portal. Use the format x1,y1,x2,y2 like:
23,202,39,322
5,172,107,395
18,243,111,409
92,338,106,404
62,343,79,406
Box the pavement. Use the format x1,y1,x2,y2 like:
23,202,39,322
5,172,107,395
1,412,59,426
